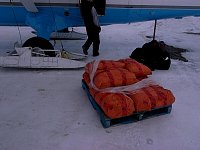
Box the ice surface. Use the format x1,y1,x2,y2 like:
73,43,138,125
0,16,200,150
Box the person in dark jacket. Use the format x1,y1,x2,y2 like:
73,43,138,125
80,0,101,56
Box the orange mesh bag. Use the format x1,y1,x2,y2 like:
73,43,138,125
93,68,138,89
83,70,110,86
128,85,175,111
127,90,152,112
98,60,125,70
120,58,152,77
89,88,135,119
148,85,175,107
85,60,125,74
83,72,90,85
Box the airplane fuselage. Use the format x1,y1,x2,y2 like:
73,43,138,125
0,0,200,39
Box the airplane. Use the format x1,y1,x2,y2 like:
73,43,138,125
0,0,200,50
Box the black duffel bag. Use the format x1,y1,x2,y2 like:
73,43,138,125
130,40,171,71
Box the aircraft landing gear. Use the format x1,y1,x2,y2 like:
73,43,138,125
22,37,56,57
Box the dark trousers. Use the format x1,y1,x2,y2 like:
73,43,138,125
81,2,100,54
83,26,100,54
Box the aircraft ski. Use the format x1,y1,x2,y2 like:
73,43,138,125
0,45,87,69
50,30,87,40
32,29,87,40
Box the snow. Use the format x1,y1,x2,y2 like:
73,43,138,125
0,16,200,150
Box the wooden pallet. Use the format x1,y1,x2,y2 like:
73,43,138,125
82,80,172,128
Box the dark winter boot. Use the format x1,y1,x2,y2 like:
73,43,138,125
93,50,99,57
82,45,88,55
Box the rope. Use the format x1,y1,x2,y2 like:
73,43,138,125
10,0,23,46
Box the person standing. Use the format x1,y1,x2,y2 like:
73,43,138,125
80,0,101,56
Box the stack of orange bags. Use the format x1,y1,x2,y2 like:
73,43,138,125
83,58,175,119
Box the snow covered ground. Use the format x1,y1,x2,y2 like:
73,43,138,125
0,16,200,150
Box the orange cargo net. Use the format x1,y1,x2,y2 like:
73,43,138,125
85,58,152,77
127,85,175,112
90,88,135,119
83,58,175,119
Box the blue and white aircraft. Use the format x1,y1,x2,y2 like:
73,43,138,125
0,0,200,48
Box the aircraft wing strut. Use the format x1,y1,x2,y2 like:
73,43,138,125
20,0,38,13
